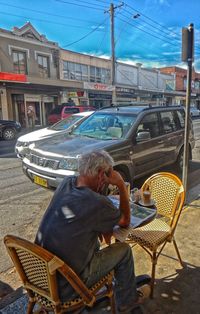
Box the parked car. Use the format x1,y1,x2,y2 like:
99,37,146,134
47,105,95,125
61,105,95,119
22,105,195,189
0,119,21,140
47,105,64,125
190,107,200,117
15,111,94,158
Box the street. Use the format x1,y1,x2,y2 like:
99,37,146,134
0,119,200,276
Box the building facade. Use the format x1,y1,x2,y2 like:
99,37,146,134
159,66,200,108
0,23,178,126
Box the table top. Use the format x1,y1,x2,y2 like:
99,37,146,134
109,196,157,242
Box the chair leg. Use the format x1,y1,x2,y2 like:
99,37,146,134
173,239,184,267
110,294,116,314
26,300,36,314
150,252,157,299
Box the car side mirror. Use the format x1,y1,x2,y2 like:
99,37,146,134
136,131,151,142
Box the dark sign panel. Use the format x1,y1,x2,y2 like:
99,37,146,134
88,93,112,100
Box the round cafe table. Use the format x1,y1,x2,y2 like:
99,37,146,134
109,197,157,242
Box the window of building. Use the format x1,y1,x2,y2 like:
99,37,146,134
89,66,110,83
37,55,50,78
63,61,88,81
62,61,110,84
12,50,27,74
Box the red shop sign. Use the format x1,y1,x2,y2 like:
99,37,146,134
0,72,27,82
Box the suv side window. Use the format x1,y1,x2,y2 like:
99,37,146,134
137,113,160,138
160,111,177,134
176,110,185,129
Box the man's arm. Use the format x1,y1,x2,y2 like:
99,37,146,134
105,170,130,227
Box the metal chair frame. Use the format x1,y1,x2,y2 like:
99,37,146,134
127,172,185,298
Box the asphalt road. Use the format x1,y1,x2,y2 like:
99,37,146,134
0,119,200,275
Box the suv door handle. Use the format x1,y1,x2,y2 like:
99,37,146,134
158,140,164,144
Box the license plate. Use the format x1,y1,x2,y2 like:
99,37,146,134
34,175,48,187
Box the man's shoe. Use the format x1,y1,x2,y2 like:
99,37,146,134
136,274,151,288
136,284,151,304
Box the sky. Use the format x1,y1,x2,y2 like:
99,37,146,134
0,0,200,71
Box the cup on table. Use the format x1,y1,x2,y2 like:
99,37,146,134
142,190,151,205
130,188,140,203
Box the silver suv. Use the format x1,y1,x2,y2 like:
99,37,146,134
22,105,195,189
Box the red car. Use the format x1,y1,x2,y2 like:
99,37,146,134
47,106,64,125
48,105,95,125
61,106,95,119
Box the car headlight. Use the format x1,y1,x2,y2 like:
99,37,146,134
16,141,29,147
59,158,78,171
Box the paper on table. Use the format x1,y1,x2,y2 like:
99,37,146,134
109,196,156,242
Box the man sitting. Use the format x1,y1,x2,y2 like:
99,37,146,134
35,150,150,313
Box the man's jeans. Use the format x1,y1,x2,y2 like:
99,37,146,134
82,242,138,311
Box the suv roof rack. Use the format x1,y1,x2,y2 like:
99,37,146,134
99,103,182,111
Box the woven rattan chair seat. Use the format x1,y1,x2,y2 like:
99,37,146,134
128,218,171,250
33,272,113,311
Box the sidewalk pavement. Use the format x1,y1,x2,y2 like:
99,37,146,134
0,184,200,314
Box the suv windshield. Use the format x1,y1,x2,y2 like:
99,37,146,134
48,115,82,131
72,112,137,140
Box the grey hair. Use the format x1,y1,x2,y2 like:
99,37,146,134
78,150,114,176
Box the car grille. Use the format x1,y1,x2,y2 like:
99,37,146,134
30,154,59,170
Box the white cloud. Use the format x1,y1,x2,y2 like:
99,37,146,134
91,25,105,30
162,51,180,56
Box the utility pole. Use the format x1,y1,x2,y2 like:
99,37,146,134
182,23,194,192
106,2,124,105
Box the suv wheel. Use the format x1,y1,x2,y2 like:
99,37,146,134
176,147,191,172
3,128,16,140
176,148,184,172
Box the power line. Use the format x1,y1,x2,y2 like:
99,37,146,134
55,0,105,11
117,15,180,49
122,7,181,44
124,2,181,40
62,17,109,47
0,1,103,24
0,11,106,31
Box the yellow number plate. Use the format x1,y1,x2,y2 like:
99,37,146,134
34,175,48,187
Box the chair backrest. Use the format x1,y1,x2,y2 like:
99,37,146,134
107,126,122,138
4,235,94,306
141,172,185,231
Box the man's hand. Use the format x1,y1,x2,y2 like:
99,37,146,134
103,232,113,245
104,169,124,188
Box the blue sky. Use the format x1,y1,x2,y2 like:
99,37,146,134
0,0,200,70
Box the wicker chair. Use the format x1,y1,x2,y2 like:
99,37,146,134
4,235,116,314
126,172,185,298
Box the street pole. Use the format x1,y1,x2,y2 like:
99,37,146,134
182,23,194,191
182,59,192,190
106,2,124,105
110,3,116,105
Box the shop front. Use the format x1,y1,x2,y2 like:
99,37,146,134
83,82,113,109
61,90,88,107
115,87,137,104
11,93,55,127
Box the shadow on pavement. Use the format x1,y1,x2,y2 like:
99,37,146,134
145,263,200,314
